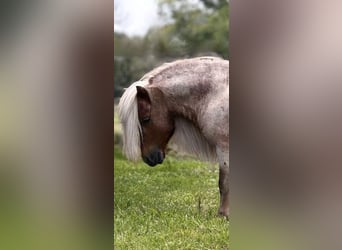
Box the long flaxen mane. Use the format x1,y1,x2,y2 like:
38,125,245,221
119,57,224,162
118,80,149,161
171,118,217,162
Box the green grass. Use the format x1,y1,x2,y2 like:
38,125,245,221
114,146,229,249
114,111,121,135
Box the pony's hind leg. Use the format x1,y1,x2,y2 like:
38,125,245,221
217,148,229,217
219,165,229,217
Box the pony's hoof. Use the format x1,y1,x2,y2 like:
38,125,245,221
218,209,229,219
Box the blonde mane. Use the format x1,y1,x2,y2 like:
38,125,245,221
118,80,148,161
171,118,217,162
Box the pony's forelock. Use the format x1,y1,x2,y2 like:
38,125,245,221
118,80,149,161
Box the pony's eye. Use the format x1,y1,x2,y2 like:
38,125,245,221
142,117,150,124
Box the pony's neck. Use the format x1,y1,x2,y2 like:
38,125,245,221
162,84,210,126
169,98,201,124
146,57,228,126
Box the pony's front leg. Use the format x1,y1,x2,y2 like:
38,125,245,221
217,148,229,217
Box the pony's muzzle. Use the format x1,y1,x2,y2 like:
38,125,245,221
143,150,164,167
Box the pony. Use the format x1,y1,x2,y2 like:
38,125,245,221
118,57,229,217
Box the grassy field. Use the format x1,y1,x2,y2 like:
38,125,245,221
114,146,229,249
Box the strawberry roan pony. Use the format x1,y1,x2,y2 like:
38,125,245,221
118,57,229,217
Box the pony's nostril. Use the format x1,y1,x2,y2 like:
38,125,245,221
143,155,157,167
157,151,164,163
143,150,164,166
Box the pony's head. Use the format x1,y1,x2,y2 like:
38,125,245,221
118,81,175,166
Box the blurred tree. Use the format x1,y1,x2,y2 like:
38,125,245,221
157,0,229,58
201,0,228,10
114,0,229,97
114,33,158,97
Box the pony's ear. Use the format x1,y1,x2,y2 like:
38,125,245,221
136,86,151,103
